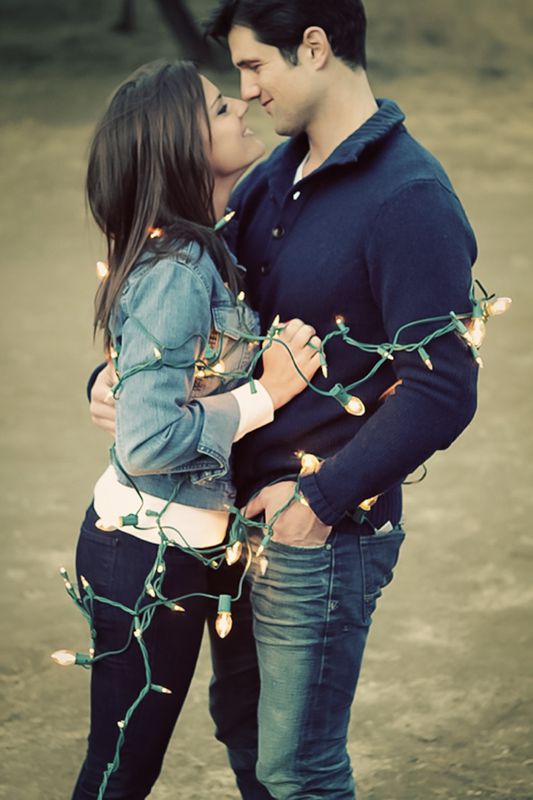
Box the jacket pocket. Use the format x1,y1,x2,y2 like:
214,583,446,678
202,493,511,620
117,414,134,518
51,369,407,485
191,302,259,398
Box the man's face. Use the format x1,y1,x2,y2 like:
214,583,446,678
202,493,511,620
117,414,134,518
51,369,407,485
228,25,318,137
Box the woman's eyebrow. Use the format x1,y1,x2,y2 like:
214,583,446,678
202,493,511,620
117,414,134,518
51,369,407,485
210,93,223,109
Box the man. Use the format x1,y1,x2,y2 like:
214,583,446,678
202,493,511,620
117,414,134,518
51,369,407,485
91,1,478,797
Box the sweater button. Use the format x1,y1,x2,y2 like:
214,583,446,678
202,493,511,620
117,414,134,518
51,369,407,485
259,263,272,276
272,225,285,239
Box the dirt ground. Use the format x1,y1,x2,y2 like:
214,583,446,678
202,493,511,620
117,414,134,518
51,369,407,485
1,1,532,798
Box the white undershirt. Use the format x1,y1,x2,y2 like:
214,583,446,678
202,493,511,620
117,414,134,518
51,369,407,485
294,152,310,184
93,380,274,548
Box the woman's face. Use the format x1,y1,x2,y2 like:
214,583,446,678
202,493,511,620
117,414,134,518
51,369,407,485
200,76,265,182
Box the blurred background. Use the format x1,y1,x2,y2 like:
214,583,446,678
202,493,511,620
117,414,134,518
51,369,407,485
1,1,532,798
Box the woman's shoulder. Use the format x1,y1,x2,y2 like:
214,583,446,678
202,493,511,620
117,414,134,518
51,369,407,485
122,241,222,301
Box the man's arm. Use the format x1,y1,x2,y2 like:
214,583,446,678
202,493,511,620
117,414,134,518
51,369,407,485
247,179,478,539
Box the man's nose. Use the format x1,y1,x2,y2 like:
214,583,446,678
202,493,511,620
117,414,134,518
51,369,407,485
240,73,260,102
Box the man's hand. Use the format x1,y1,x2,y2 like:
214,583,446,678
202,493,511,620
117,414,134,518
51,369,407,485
244,481,332,548
90,362,117,436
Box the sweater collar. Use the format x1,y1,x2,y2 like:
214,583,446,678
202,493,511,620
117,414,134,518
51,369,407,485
268,98,405,198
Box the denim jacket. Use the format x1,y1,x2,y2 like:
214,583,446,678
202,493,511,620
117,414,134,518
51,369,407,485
109,241,260,510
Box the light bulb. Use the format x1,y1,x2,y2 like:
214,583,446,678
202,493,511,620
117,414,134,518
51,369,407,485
237,291,245,302
96,261,109,281
213,210,236,232
259,556,269,576
418,347,433,371
117,720,125,729
134,628,142,639
346,396,366,416
469,344,484,368
270,314,281,332
378,347,394,361
51,649,76,667
147,227,164,239
212,361,226,374
225,541,243,566
95,518,116,532
331,384,366,417
359,495,379,512
297,491,310,507
464,317,487,348
484,296,512,316
152,684,172,695
153,347,162,359
216,595,233,639
156,564,165,574
299,453,320,475
170,603,185,613
335,315,346,327
146,585,156,598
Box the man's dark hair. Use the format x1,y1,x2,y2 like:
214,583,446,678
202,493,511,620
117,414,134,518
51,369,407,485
206,0,367,69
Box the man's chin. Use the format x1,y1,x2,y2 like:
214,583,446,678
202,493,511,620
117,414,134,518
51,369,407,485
274,121,304,138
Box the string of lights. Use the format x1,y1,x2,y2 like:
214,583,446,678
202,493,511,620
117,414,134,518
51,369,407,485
53,222,511,797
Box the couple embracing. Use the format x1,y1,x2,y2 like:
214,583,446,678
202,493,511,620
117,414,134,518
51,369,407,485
65,1,478,798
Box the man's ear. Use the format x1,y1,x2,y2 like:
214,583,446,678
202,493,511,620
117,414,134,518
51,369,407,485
299,26,331,70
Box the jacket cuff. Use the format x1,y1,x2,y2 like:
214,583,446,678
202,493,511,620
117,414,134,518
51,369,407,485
299,472,345,526
196,392,241,478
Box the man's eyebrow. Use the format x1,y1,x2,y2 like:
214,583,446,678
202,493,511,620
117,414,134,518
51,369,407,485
210,93,223,109
235,59,261,69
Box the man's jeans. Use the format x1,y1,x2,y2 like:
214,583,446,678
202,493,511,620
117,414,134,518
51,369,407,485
233,518,405,800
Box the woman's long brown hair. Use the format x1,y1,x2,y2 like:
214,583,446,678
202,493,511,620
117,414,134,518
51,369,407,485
87,60,241,350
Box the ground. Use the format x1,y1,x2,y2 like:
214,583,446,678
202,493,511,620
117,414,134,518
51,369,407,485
0,1,532,798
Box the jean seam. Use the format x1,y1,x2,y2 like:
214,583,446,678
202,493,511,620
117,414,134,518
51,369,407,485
295,542,336,783
358,537,370,625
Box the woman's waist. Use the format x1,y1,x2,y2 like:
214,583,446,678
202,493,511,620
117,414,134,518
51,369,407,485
93,465,232,548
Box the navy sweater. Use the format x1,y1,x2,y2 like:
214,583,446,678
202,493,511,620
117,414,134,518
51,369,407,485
227,99,478,527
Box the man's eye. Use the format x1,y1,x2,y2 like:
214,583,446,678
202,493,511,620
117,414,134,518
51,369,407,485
217,103,229,116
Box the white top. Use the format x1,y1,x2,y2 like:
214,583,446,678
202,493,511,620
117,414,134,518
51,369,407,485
93,380,274,548
294,152,310,184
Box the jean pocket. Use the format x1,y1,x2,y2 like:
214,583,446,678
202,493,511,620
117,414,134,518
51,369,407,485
359,528,405,624
267,539,326,555
75,517,119,597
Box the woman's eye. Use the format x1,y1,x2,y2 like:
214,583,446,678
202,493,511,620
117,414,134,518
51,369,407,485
217,103,229,116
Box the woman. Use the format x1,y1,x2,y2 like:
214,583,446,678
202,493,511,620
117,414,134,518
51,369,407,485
68,61,321,798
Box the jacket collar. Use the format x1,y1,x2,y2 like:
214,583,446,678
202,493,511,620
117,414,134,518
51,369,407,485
267,98,405,200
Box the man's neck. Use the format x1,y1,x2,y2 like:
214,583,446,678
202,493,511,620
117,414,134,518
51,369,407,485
303,71,378,177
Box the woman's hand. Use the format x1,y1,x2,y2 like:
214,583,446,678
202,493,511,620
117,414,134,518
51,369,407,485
260,318,322,410
90,362,118,436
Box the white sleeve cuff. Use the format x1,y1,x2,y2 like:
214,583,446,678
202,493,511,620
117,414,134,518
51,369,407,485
231,381,275,442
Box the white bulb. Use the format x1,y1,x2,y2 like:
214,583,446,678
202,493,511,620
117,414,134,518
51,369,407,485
225,541,243,566
464,317,486,348
96,261,109,281
485,296,512,316
300,453,320,475
346,396,365,416
216,612,233,639
51,649,76,667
